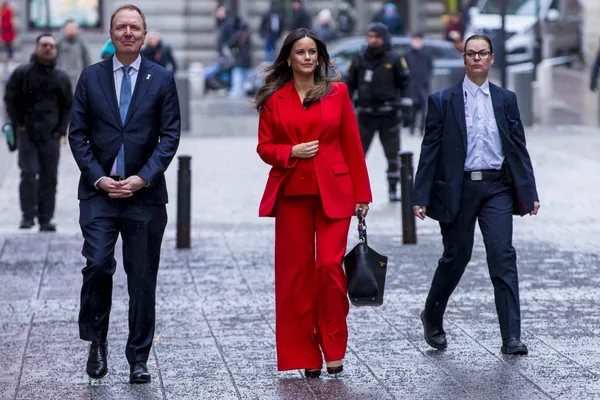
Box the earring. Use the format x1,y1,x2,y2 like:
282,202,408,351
316,61,319,66
288,61,291,67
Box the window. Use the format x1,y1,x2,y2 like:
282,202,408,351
28,0,102,29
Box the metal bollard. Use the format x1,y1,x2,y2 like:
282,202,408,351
507,62,535,127
176,155,192,249
400,152,417,244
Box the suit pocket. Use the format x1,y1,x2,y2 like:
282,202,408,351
332,164,349,175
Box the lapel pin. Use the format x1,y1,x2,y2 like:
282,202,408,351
146,74,151,80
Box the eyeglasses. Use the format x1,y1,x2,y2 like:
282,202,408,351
39,43,56,49
464,50,492,59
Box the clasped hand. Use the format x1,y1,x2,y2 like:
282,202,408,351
292,140,319,159
98,176,147,198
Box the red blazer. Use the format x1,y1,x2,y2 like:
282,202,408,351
257,81,372,219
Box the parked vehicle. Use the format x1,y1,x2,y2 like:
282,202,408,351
244,35,465,96
465,0,582,64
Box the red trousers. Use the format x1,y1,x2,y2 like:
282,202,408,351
274,195,351,371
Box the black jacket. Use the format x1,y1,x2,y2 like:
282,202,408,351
4,56,72,142
404,48,434,103
260,8,285,41
218,17,252,68
413,81,539,223
292,7,312,30
141,41,178,74
346,44,410,108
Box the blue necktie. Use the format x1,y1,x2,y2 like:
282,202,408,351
117,66,132,178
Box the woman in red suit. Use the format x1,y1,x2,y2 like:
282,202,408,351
0,2,15,64
254,28,372,378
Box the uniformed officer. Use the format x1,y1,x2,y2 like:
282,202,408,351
346,22,410,202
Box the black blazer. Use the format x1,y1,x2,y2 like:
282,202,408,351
68,56,181,205
412,80,539,223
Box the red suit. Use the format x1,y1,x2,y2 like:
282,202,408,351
257,81,372,371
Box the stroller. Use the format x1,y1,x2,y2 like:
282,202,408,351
204,51,236,93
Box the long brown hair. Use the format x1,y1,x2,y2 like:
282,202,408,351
253,28,340,113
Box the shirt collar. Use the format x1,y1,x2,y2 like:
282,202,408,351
112,55,142,72
463,75,490,96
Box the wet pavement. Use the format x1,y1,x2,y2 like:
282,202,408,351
0,93,600,399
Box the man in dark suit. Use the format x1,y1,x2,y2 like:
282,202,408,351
412,35,540,355
68,4,180,383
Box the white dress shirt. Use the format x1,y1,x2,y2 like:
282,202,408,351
462,76,505,171
95,55,141,188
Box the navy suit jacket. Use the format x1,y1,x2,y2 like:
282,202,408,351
412,80,539,223
69,56,181,205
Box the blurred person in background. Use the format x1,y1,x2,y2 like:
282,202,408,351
314,9,339,43
142,31,178,74
1,1,15,69
444,12,466,44
3,33,72,231
589,39,600,92
346,22,410,202
100,39,115,60
335,0,356,36
260,1,285,63
372,2,404,36
57,19,91,88
224,16,252,97
291,0,312,30
404,32,433,136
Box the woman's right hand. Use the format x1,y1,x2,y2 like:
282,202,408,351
291,140,319,159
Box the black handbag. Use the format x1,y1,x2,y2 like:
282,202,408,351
343,209,388,307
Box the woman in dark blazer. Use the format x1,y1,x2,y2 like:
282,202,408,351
254,28,372,378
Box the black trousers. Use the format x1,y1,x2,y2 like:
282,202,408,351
358,113,400,187
17,133,60,223
78,195,167,363
410,97,428,135
424,177,521,340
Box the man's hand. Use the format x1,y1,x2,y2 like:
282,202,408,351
111,176,147,198
413,205,427,220
291,140,319,159
98,177,133,198
529,201,540,216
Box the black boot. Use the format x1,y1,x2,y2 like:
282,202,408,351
86,342,108,379
388,184,401,202
19,218,34,229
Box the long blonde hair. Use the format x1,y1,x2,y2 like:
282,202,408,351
253,28,340,113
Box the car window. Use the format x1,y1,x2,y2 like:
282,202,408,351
423,44,463,59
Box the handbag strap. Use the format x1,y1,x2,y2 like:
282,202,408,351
356,209,367,243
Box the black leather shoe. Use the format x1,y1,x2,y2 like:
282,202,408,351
130,361,151,384
421,311,447,350
501,338,528,355
304,369,321,378
326,365,343,376
388,190,401,202
19,218,34,229
86,342,108,379
39,222,56,232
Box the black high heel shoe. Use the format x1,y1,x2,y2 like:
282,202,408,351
326,365,343,376
304,369,321,378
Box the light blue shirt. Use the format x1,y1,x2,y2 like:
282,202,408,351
463,76,505,171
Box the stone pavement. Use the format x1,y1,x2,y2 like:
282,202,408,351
0,96,600,399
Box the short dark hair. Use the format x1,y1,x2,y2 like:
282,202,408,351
63,19,77,27
110,4,147,31
36,33,55,44
463,34,493,53
412,32,424,39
